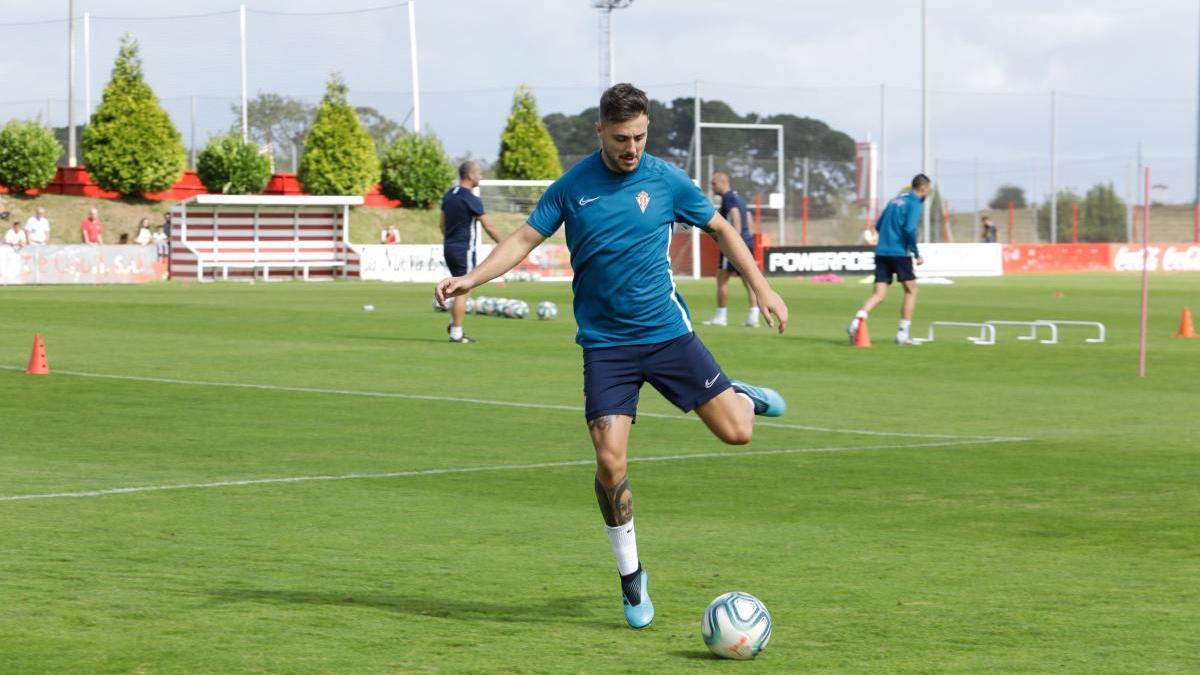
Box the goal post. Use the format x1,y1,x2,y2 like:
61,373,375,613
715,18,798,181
687,122,786,279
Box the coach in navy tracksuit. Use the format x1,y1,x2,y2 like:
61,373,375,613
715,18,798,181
441,160,501,344
847,173,932,345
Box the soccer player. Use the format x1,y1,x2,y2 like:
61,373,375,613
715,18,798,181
701,172,760,327
437,83,789,629
848,173,931,345
440,160,501,343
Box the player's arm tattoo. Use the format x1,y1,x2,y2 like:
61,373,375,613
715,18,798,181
595,474,633,527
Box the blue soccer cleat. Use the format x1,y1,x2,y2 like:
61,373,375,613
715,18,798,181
730,380,787,417
621,568,654,629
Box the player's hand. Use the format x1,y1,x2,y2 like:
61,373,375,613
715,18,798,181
435,276,473,303
915,256,925,266
756,288,788,334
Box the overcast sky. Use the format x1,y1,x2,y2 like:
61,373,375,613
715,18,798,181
1,0,1197,203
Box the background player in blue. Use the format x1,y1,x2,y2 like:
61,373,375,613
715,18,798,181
848,173,932,345
701,171,760,327
440,160,501,343
436,83,789,630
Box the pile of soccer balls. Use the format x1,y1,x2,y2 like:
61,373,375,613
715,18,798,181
434,296,558,321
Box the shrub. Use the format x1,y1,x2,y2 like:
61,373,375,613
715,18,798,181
81,34,186,196
298,73,379,195
379,133,454,209
0,120,62,193
196,134,272,194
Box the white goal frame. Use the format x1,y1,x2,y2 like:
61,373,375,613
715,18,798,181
691,122,786,279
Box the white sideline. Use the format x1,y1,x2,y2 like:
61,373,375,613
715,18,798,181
0,365,1024,442
0,437,1025,503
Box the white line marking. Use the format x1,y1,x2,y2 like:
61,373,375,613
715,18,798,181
0,365,1025,442
0,437,1024,503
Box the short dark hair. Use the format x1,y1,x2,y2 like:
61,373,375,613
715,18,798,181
458,160,478,181
599,83,649,124
911,173,931,190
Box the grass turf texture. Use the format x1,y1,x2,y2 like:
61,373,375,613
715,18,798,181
1,274,1197,673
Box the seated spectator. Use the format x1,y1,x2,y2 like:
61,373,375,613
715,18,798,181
134,217,152,245
24,207,50,245
80,208,103,245
380,224,401,244
4,221,27,250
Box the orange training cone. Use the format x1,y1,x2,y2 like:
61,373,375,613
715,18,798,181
1177,307,1198,338
853,318,872,348
25,333,49,375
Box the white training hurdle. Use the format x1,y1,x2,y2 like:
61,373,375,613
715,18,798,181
911,321,996,345
1036,320,1106,343
986,320,1060,344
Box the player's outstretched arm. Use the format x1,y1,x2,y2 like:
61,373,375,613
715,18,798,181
435,223,546,302
703,212,789,334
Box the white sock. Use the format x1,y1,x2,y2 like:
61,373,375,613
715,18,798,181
449,325,464,340
606,519,640,576
898,319,911,334
851,310,868,331
856,310,869,320
747,307,760,322
713,307,728,321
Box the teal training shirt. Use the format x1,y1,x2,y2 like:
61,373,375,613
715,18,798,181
875,191,924,258
526,151,717,348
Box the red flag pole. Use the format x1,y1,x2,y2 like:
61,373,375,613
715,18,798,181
1138,168,1151,378
801,195,809,246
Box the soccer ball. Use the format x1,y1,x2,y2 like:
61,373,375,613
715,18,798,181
478,297,495,315
492,298,509,317
432,294,448,312
701,592,772,660
536,301,558,320
512,301,529,319
464,297,475,314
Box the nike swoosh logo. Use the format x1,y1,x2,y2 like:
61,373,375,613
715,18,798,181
578,196,601,206
705,373,721,388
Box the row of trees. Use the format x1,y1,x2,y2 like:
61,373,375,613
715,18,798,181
0,35,566,209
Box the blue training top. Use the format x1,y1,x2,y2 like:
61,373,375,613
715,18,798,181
441,185,485,251
720,190,753,242
875,190,924,258
527,151,716,348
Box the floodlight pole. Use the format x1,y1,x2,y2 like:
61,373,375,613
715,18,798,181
879,83,886,211
920,0,929,243
594,1,634,88
1049,89,1057,244
240,4,248,143
68,0,77,166
83,11,90,122
692,80,702,280
409,0,421,132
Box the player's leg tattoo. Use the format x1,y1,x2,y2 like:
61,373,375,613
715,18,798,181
595,474,633,527
588,415,615,432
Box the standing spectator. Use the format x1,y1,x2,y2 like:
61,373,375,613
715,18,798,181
24,207,50,245
980,215,998,243
4,221,27,249
134,217,152,245
80,208,103,245
380,224,401,244
152,224,169,260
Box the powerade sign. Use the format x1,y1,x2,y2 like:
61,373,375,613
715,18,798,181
765,246,875,276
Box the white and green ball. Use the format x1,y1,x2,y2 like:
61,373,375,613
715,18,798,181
536,301,558,320
701,592,772,660
512,301,529,319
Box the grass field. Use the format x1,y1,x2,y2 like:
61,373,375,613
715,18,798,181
1,274,1198,673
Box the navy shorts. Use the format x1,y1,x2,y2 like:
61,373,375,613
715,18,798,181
875,255,916,284
444,247,475,277
582,332,732,421
718,237,756,273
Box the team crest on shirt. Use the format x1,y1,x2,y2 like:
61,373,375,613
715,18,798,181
635,190,650,214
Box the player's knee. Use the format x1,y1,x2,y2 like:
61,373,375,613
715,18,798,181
595,450,626,482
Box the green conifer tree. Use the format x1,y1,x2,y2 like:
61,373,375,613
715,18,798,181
497,85,562,180
298,73,380,195
81,34,186,196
